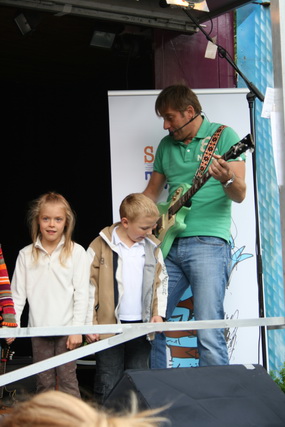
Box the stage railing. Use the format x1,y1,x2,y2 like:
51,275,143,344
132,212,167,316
0,316,285,387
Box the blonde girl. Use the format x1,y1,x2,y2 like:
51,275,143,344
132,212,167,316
11,192,90,398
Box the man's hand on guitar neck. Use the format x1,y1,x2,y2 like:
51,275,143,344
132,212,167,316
209,154,246,203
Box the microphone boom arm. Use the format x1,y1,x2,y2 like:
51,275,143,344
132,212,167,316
183,8,264,102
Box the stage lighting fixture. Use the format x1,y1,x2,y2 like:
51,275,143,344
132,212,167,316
165,0,209,11
14,11,42,35
14,13,32,35
90,31,116,49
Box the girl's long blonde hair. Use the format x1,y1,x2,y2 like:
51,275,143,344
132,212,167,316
27,192,76,265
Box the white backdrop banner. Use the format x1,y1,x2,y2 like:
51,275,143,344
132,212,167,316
108,88,262,367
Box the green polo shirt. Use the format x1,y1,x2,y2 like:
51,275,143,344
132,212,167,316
153,118,246,242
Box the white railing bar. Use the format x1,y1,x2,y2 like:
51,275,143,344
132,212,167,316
0,317,284,387
1,316,285,339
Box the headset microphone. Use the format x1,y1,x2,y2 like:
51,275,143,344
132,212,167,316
169,113,200,137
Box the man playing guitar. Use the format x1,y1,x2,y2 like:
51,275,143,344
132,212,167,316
143,84,247,369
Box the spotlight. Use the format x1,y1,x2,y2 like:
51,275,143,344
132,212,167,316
164,0,209,11
14,11,41,35
90,31,116,49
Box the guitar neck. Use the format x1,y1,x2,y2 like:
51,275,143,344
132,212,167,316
156,133,253,229
0,351,8,399
168,145,237,216
170,170,211,216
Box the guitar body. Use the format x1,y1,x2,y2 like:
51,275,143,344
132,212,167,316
156,183,191,258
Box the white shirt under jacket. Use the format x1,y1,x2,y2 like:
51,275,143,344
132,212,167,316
11,237,90,328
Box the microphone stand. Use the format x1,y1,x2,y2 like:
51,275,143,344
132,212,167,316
184,8,267,368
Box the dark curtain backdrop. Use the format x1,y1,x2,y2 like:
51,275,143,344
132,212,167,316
0,6,154,357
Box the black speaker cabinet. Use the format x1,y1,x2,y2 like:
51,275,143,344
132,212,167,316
105,364,285,427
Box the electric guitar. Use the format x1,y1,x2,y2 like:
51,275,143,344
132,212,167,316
155,133,254,258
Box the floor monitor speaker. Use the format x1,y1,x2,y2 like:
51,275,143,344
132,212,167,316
105,364,285,427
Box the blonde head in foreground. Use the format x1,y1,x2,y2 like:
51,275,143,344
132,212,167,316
0,390,168,427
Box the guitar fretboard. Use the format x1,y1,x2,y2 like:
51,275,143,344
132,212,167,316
169,171,211,217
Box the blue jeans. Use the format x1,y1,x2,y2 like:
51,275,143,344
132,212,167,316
151,236,231,368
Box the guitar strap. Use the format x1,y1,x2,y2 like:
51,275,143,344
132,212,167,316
193,125,227,181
